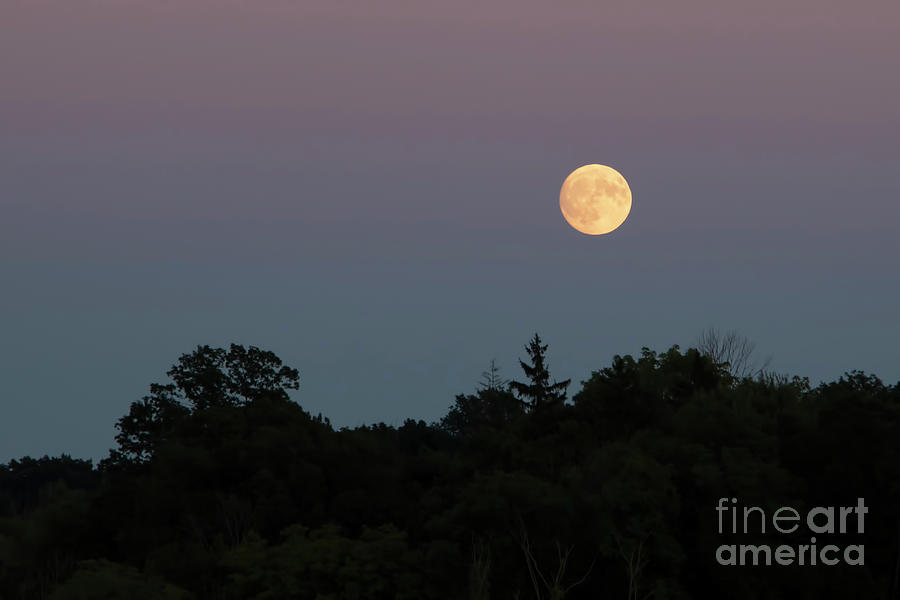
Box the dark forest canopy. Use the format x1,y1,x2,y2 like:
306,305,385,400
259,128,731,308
2,338,900,599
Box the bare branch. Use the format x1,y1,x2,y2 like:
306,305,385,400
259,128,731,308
478,358,509,392
516,519,594,600
697,327,770,379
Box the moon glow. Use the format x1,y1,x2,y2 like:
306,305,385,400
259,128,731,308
559,164,632,235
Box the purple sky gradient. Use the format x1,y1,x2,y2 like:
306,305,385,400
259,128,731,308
1,0,898,461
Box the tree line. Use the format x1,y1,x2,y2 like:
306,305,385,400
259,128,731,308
1,333,899,599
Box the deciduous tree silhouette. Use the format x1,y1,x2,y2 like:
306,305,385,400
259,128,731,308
510,334,570,411
104,344,300,466
440,359,524,437
696,327,770,379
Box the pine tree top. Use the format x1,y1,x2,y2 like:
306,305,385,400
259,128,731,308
509,333,571,410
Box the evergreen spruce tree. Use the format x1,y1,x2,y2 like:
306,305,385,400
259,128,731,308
510,333,571,410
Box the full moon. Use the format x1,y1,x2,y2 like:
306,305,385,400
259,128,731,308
559,164,632,235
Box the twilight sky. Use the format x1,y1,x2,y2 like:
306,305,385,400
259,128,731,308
2,0,898,462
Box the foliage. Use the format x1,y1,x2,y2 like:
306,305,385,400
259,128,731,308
103,344,300,467
2,337,899,599
48,560,194,600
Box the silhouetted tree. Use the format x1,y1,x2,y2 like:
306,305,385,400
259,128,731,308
103,344,300,467
478,359,509,392
439,359,524,437
510,334,570,411
168,344,300,410
439,387,525,438
697,327,770,379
